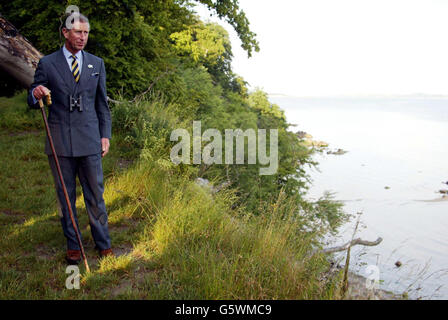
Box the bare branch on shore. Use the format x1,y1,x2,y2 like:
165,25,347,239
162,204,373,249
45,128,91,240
322,237,383,254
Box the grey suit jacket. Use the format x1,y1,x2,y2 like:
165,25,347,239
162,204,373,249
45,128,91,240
28,47,111,157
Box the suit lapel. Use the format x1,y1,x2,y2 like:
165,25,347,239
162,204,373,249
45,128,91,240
52,48,75,92
78,51,90,90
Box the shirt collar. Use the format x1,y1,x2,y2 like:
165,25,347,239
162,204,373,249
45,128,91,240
63,44,82,61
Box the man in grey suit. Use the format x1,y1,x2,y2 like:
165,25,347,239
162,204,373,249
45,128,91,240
28,12,113,264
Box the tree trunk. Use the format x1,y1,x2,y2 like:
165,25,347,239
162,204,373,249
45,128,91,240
0,14,42,89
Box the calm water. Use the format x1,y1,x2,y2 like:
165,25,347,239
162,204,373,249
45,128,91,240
271,95,448,299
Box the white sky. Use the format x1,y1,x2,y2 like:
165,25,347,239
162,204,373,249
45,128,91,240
195,0,448,96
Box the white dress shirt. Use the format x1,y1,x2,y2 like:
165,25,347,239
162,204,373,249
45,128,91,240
32,45,83,104
62,44,83,74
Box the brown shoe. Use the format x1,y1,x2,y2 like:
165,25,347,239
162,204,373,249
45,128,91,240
66,250,81,265
99,248,114,258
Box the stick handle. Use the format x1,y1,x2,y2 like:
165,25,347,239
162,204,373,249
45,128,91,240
38,92,52,108
46,94,52,106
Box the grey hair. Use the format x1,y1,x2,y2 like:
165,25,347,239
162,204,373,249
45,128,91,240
62,12,90,30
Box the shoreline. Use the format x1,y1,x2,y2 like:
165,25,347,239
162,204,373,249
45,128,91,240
346,272,406,300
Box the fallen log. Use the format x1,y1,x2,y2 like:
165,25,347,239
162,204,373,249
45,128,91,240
0,14,42,89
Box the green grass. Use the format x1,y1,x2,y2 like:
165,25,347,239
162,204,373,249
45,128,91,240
0,91,344,299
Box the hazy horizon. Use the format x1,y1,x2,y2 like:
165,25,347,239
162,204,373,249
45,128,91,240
196,0,448,97
266,92,448,98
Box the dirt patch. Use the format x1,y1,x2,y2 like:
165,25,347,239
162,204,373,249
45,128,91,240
111,279,134,297
110,220,139,233
111,264,153,298
113,244,134,257
34,244,58,261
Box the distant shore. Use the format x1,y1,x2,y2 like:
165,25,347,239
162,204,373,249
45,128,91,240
268,93,448,99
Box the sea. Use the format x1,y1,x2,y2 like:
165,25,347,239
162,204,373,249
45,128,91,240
270,95,448,300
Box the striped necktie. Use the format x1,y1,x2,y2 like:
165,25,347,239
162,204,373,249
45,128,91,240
71,55,80,83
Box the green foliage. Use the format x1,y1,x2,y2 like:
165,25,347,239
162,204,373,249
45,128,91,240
0,1,351,299
170,22,229,65
0,78,349,300
0,0,347,229
194,0,260,57
148,185,337,299
1,0,257,98
248,89,286,121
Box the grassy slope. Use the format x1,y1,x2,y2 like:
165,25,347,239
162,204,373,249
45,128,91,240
0,92,343,299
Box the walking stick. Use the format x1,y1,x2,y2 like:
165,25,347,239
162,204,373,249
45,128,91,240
39,94,90,273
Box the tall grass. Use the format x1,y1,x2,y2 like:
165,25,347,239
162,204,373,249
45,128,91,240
0,92,344,299
106,160,342,299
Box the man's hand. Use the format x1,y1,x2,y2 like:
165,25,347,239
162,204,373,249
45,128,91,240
101,138,110,158
33,85,51,101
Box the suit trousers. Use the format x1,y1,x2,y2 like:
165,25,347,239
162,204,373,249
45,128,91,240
48,153,111,251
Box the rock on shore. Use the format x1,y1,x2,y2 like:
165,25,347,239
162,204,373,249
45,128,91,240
296,130,328,148
345,272,405,300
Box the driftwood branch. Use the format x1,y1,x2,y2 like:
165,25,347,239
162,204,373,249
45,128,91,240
107,96,124,104
0,14,43,88
322,237,383,254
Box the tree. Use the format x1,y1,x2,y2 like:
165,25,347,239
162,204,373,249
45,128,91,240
193,0,259,57
0,0,259,98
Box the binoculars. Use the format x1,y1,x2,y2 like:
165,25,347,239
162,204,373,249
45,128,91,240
70,95,83,112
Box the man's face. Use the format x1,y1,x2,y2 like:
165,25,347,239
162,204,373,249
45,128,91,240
62,21,89,53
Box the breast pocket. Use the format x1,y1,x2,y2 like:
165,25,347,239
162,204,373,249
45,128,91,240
88,72,100,87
